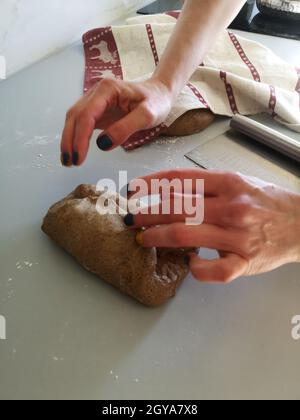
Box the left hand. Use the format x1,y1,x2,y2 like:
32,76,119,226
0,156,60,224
60,77,173,166
124,169,300,283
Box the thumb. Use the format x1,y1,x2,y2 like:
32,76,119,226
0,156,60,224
96,103,157,151
188,252,248,284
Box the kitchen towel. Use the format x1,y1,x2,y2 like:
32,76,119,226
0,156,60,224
83,12,300,150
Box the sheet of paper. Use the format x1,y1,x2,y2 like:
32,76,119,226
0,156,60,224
185,130,300,194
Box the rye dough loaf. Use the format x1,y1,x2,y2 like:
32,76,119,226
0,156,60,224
162,109,215,137
42,184,191,306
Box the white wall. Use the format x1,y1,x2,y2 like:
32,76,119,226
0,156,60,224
0,0,152,77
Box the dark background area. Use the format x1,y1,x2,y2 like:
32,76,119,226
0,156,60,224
137,0,300,41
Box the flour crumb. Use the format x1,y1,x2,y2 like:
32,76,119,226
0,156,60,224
7,290,15,300
53,356,64,362
15,260,38,270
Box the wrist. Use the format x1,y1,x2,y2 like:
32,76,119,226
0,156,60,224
149,72,181,104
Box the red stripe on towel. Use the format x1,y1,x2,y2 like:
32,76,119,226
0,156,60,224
123,124,167,151
165,11,181,19
187,82,210,109
220,71,239,114
83,27,123,92
228,32,261,82
146,24,159,65
268,85,277,118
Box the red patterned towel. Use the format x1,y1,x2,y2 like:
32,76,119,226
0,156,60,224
83,13,300,151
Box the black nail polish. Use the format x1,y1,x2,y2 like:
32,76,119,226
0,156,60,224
184,255,190,266
97,134,113,151
126,183,134,196
72,151,79,166
62,152,70,166
124,213,135,227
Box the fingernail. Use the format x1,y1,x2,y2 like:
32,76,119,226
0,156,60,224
61,152,70,166
124,213,135,227
184,255,190,266
72,151,79,166
126,183,132,196
97,134,113,151
136,231,144,246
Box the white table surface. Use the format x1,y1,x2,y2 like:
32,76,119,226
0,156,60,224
0,21,300,400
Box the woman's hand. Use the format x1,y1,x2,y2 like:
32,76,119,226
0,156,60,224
60,0,247,167
124,169,300,283
60,77,173,166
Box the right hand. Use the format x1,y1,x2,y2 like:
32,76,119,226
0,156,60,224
126,169,300,283
60,77,173,166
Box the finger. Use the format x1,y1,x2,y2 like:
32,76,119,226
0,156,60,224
125,197,223,228
188,252,248,283
60,113,76,167
61,78,120,166
72,114,96,166
127,169,236,199
72,98,109,165
96,103,155,151
139,223,242,253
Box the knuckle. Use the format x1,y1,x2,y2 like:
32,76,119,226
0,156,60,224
99,78,115,89
223,172,243,190
77,109,92,124
241,235,261,256
229,201,253,225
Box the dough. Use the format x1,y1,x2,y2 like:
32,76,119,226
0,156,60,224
42,185,191,307
162,109,215,137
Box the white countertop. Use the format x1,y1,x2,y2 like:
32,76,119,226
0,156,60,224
0,22,299,399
